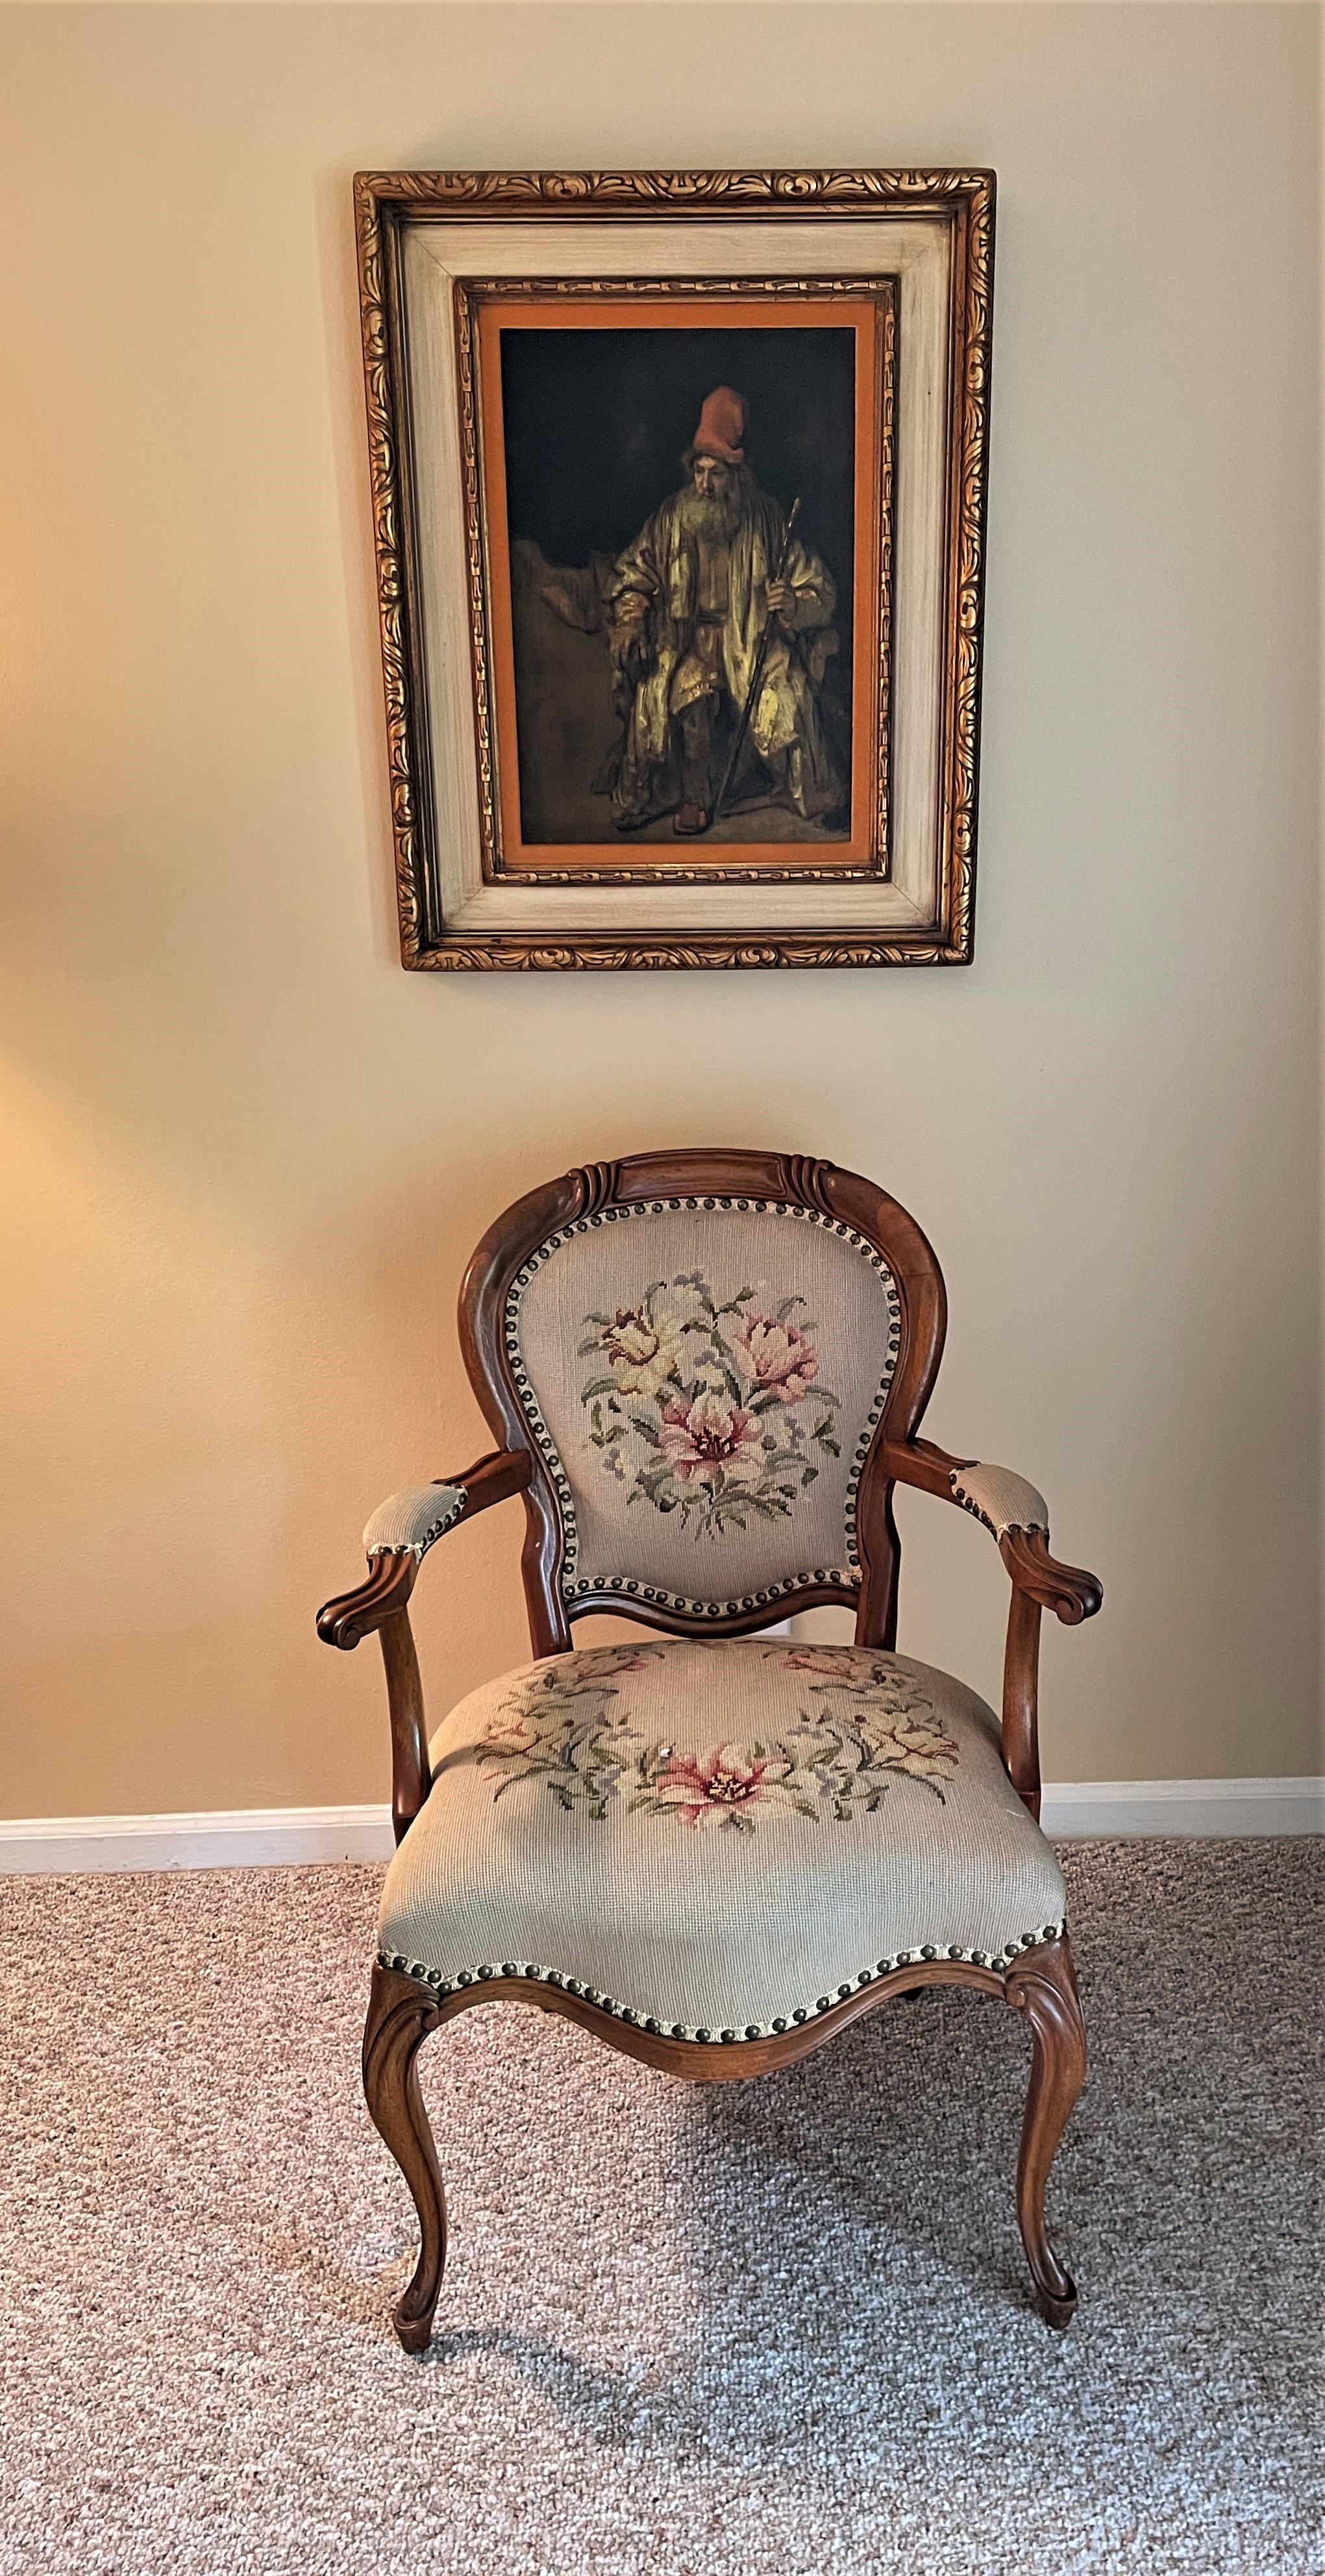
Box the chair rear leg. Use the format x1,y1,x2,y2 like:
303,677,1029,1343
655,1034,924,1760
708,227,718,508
362,1962,447,2352
1005,1934,1087,2328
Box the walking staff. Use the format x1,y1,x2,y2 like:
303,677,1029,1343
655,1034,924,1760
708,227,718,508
713,495,802,823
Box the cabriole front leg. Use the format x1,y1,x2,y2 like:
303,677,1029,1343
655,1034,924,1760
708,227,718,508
362,1962,447,2352
1005,1935,1087,2328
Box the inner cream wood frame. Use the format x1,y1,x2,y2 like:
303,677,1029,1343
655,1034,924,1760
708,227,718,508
354,172,995,968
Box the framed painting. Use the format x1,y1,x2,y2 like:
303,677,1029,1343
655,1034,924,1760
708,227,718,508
354,169,995,968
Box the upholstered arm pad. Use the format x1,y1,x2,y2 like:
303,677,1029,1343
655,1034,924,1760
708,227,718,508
364,1483,468,1560
948,1464,1049,1539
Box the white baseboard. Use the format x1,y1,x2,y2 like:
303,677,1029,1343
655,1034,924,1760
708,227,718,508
0,1805,397,1874
0,1779,1319,1873
1040,1776,1323,1838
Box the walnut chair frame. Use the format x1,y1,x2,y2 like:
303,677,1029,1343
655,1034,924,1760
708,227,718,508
318,1150,1102,2350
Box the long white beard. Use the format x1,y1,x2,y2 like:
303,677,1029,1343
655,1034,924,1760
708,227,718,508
676,484,745,543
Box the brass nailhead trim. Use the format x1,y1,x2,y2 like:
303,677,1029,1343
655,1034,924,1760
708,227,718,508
378,1923,1067,2042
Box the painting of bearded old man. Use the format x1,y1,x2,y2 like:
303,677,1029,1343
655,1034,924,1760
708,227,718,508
602,387,845,838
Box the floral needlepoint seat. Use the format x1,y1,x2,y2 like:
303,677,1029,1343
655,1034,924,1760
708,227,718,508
318,1152,1102,2353
378,1643,1067,2040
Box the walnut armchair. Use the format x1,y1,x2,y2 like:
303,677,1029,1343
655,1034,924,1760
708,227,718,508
318,1151,1102,2351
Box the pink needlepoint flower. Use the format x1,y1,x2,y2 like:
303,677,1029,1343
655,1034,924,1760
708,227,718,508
659,1392,762,1488
732,1312,820,1403
651,1745,773,1829
782,1645,851,1677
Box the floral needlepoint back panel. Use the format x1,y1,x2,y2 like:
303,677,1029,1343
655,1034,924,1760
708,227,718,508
506,1200,902,1617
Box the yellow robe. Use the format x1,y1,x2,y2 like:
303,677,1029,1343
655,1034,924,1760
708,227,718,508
606,487,843,824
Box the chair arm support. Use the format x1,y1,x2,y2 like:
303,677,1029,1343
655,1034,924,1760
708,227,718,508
316,1447,532,1845
881,1437,1102,1817
316,1449,532,1651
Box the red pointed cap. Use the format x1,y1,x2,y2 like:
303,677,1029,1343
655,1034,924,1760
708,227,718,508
692,385,747,463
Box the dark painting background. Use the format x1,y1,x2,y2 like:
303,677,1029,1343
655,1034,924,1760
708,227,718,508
496,324,857,849
499,325,856,580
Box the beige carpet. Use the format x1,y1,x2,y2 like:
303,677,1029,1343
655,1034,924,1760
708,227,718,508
1,1840,1320,2574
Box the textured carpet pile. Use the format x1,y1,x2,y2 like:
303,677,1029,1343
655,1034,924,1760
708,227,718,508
0,1840,1320,2574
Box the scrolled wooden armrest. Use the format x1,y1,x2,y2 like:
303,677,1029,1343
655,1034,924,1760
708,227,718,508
997,1526,1102,1627
317,1548,419,1651
882,1439,1102,1623
316,1449,531,1651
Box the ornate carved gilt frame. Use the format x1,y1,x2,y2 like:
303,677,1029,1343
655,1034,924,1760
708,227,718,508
354,169,996,969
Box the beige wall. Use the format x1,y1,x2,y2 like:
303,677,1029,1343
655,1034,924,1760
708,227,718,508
0,3,1317,1818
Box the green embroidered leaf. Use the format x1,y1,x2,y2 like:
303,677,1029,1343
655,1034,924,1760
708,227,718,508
736,1491,793,1521
775,1294,806,1320
630,1414,662,1447
580,1375,621,1401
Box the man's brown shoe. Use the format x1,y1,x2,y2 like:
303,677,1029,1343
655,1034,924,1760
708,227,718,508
673,803,710,836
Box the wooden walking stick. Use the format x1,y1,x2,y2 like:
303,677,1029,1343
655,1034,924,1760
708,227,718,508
713,496,802,823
